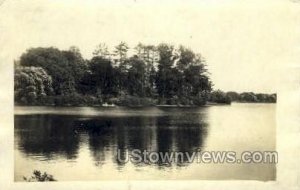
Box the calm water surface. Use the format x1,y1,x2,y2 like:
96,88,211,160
14,103,276,181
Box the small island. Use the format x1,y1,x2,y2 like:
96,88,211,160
14,42,276,107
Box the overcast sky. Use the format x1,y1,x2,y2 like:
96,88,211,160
1,0,299,93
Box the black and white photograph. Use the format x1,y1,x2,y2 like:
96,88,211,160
0,0,299,189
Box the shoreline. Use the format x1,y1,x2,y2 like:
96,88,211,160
14,102,276,108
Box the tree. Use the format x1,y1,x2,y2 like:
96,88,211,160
134,43,158,97
19,47,88,96
155,43,212,104
135,43,158,65
15,66,53,104
239,92,258,102
15,43,222,106
156,43,176,100
62,46,88,92
209,90,231,104
226,91,240,101
114,41,129,65
93,43,110,59
184,65,211,96
148,66,157,97
19,47,76,95
77,70,96,95
89,56,117,97
126,56,146,97
177,45,195,72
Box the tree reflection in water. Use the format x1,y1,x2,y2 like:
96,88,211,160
15,108,208,169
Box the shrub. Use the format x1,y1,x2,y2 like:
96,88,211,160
209,90,231,104
115,95,155,107
191,96,206,106
53,94,101,106
23,170,56,182
178,97,190,105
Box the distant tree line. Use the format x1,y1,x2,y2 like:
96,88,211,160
14,42,276,107
207,90,276,104
226,91,276,103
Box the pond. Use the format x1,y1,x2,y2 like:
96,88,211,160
14,103,276,181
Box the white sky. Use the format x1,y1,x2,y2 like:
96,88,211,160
1,0,299,93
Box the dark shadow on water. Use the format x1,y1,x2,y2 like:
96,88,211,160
15,115,80,160
15,107,209,169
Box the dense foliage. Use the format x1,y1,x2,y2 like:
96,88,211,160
14,43,276,106
15,66,53,104
207,90,276,104
226,91,277,103
23,170,56,182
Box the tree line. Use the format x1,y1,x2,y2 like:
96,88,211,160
209,90,276,104
14,42,276,106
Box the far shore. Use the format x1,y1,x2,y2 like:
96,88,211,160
14,101,276,109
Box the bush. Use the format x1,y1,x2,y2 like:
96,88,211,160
191,96,206,106
178,97,190,105
209,90,231,104
239,92,258,102
115,95,155,107
23,170,56,182
51,94,101,106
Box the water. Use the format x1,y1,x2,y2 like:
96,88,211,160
14,103,276,181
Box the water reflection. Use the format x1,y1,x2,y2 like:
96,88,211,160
15,115,80,160
15,107,208,168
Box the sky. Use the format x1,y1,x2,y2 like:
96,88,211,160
1,0,299,93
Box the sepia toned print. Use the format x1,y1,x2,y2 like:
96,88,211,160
14,41,277,181
1,0,300,189
13,24,277,182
